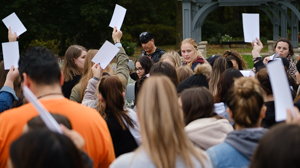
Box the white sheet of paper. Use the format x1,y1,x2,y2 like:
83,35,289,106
109,4,127,30
267,60,294,122
240,70,255,77
242,13,259,43
2,12,27,36
91,41,120,69
23,86,63,134
2,41,20,70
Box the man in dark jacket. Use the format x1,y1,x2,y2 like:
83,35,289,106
139,32,165,63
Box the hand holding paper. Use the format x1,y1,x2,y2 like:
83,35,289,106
2,12,27,36
112,27,123,44
8,27,17,42
2,41,20,70
242,13,259,43
23,86,62,134
91,41,120,69
109,4,127,30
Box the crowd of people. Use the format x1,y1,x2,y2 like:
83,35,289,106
1,26,300,168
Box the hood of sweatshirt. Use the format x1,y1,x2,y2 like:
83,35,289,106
185,117,233,150
225,128,268,160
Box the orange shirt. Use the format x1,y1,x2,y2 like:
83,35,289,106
0,98,115,168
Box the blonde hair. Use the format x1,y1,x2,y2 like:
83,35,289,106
62,45,87,82
160,50,182,68
176,66,194,83
181,38,208,68
137,76,207,168
226,77,264,127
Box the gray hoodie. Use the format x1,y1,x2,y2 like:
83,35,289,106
225,128,268,160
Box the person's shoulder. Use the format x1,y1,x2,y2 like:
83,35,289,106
110,150,154,168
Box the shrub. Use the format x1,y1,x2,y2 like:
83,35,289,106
122,41,136,56
126,24,176,46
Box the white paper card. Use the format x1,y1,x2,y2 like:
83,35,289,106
23,86,62,134
267,60,294,122
2,12,27,36
242,13,259,43
2,41,20,70
109,4,127,30
91,41,120,69
240,70,255,77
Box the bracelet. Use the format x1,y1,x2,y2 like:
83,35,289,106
253,56,262,62
93,76,99,81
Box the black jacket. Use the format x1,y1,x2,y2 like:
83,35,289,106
105,110,138,157
62,74,81,99
141,47,165,63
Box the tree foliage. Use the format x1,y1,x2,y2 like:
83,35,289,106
0,0,177,55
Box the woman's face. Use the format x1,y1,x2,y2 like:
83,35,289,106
275,41,290,58
135,61,145,78
181,43,196,63
162,57,175,67
74,50,87,70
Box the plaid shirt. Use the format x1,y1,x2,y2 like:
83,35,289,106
287,55,297,78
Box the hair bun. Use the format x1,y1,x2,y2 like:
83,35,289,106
234,77,261,98
194,63,212,79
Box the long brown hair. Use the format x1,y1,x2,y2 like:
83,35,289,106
98,76,134,130
62,45,87,82
181,87,219,125
137,76,207,168
209,57,233,96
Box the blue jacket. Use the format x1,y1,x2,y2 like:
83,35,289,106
0,86,18,113
206,128,268,168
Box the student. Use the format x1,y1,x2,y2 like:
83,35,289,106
98,75,141,157
159,50,182,68
209,57,233,96
8,130,88,168
150,62,179,87
222,50,247,70
81,27,129,109
177,63,212,94
133,56,153,106
207,77,268,168
214,68,243,118
0,66,20,113
110,76,212,168
180,87,233,150
176,66,194,83
0,46,115,168
263,38,296,77
61,45,87,98
70,49,112,103
181,38,208,71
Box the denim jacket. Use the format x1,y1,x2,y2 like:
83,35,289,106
0,86,18,113
206,128,268,168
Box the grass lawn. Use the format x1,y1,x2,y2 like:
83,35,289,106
130,44,265,69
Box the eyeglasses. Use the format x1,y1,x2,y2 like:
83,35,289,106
135,67,144,72
139,32,148,37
